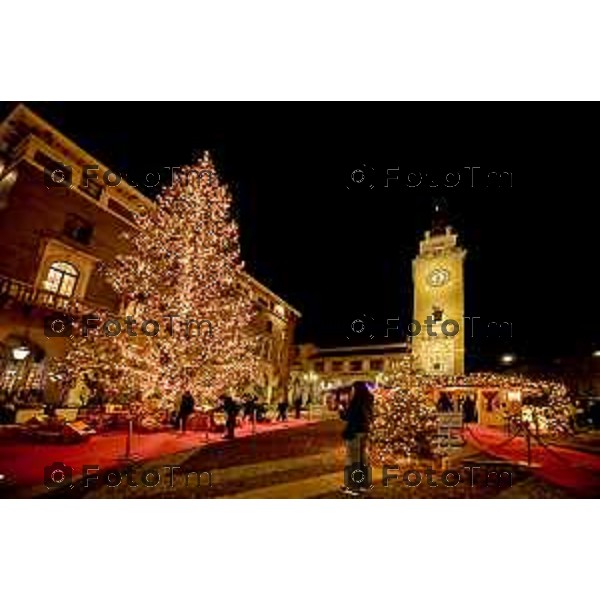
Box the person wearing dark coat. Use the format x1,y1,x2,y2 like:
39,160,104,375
276,399,289,421
222,396,239,439
437,393,453,413
340,381,374,472
177,390,195,432
243,396,256,424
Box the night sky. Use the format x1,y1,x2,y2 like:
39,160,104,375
1,102,597,366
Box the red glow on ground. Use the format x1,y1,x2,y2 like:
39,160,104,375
0,419,312,490
464,425,600,494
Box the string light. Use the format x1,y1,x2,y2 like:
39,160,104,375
370,367,573,461
49,153,260,417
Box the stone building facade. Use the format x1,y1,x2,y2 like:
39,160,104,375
412,222,466,376
290,343,412,402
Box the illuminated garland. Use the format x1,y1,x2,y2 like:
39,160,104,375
370,368,573,461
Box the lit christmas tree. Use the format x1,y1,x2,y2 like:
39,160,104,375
369,372,439,463
49,309,157,405
52,154,259,406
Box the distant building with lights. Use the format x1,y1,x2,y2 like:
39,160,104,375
0,104,299,405
290,342,412,400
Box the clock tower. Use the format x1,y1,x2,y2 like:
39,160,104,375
412,205,466,375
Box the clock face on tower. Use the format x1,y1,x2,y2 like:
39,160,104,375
427,267,450,287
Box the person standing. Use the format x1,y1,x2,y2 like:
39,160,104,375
437,392,453,413
276,398,289,422
178,390,195,433
223,396,239,439
340,381,374,494
243,396,256,424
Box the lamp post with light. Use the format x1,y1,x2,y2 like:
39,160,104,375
10,344,31,393
12,346,30,361
500,353,516,365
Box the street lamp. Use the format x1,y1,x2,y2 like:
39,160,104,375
12,345,30,361
500,353,516,365
593,350,600,358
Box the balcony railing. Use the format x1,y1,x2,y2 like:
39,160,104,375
0,273,91,313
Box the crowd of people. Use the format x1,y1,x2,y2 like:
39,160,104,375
171,391,312,439
436,392,478,423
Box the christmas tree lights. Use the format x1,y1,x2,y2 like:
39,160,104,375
369,367,573,462
51,154,260,407
370,374,439,463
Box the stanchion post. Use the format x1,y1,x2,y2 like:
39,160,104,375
125,418,133,459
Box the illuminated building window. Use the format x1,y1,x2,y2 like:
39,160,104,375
331,361,343,372
42,261,79,297
370,359,384,371
350,360,362,372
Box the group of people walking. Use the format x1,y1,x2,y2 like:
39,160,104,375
173,391,311,439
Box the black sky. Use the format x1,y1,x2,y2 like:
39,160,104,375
1,101,598,366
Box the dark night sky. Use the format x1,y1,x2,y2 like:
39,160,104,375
1,102,598,366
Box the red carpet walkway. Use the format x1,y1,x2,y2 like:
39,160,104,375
0,419,312,489
464,425,600,495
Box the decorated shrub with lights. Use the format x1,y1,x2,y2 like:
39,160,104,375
369,369,573,463
369,374,439,463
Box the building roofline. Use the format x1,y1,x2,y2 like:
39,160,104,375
306,343,409,353
0,103,155,211
1,104,302,319
241,272,301,317
297,342,410,359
